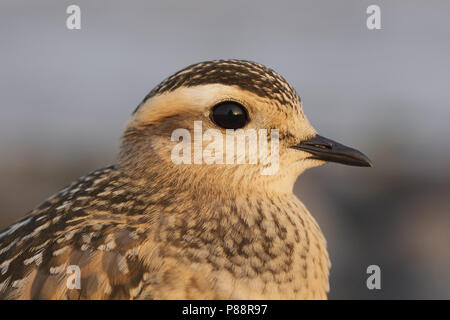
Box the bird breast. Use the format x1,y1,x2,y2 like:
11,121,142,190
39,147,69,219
136,191,331,299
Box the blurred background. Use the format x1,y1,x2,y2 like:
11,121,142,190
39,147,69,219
1,0,449,299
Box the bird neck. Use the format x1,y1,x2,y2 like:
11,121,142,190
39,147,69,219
114,164,330,298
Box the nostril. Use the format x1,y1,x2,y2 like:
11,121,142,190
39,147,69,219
311,143,332,150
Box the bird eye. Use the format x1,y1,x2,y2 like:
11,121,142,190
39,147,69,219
210,101,249,129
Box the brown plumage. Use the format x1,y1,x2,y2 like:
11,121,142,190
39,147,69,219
0,59,371,299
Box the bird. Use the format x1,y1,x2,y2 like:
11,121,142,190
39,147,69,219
0,59,372,299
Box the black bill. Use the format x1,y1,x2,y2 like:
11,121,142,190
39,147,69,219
291,134,373,167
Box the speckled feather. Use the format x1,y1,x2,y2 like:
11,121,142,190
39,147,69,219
135,59,300,113
0,60,330,299
0,166,329,299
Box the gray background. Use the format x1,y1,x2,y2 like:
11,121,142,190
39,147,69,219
1,0,449,299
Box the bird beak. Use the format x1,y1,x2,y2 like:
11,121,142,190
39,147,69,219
291,134,373,167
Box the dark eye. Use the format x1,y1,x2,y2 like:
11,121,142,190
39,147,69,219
210,101,249,129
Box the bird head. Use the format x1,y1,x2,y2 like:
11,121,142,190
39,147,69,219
119,60,372,195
